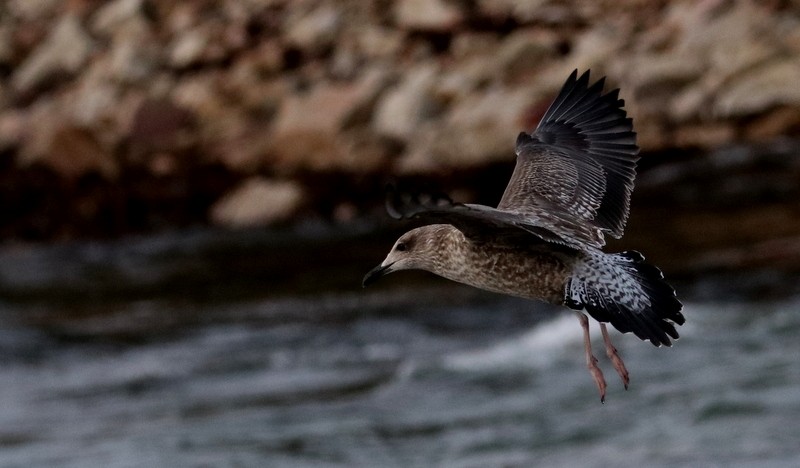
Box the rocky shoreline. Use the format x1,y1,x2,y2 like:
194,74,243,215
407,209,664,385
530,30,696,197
1,0,799,264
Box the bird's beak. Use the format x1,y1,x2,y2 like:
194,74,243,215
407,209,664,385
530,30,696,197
362,262,394,288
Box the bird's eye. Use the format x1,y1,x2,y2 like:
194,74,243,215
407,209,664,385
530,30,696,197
396,242,407,252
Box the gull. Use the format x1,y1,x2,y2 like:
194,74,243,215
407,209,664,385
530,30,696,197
363,70,684,402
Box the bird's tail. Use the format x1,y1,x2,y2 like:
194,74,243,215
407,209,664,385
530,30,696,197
564,251,685,346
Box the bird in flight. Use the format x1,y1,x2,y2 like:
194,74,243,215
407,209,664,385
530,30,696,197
363,70,685,402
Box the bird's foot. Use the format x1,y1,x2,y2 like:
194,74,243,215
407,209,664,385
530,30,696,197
587,354,607,403
576,312,608,403
600,323,630,390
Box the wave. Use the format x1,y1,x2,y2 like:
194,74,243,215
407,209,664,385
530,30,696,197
442,312,584,372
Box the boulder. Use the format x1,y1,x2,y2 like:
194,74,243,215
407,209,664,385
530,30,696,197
12,15,93,93
284,4,342,54
715,59,800,117
210,178,305,227
394,0,463,31
267,70,389,173
400,87,530,171
372,64,438,141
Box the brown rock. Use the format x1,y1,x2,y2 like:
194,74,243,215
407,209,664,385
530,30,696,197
673,123,735,149
372,64,438,141
394,0,463,31
168,28,208,68
274,70,388,137
284,4,342,54
0,20,13,66
12,14,93,93
91,0,145,35
745,107,800,140
0,111,24,153
6,0,62,20
210,178,305,227
355,25,403,60
264,69,390,172
715,59,800,117
496,29,559,83
475,0,549,23
400,87,531,171
129,99,194,154
43,126,119,180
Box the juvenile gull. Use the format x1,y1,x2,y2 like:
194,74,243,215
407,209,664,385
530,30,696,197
363,70,685,402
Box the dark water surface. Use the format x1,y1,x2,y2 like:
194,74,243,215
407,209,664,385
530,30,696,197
1,229,799,467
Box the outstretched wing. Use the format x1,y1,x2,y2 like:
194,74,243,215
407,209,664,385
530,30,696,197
385,187,592,250
497,70,639,248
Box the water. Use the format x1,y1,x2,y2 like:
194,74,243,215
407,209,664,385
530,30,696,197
1,231,799,467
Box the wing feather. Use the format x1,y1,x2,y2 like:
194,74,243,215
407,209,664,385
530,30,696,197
384,186,593,249
498,70,639,246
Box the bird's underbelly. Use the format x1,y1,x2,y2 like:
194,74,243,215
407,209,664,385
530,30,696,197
440,246,571,304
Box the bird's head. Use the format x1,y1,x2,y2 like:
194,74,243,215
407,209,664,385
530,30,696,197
362,226,445,287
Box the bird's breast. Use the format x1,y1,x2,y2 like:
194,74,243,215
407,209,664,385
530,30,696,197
436,237,572,304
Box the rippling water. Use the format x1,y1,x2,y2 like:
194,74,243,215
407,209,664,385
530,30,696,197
1,231,799,467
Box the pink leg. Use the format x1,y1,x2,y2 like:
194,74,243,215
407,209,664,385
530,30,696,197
600,323,630,390
576,312,606,403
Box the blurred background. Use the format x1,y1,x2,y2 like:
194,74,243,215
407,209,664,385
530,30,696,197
1,0,800,466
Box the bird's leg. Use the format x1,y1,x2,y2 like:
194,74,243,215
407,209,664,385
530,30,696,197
576,312,606,403
600,323,629,390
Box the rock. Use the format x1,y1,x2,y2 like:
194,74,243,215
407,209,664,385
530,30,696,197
106,22,160,83
91,0,145,35
673,123,735,149
6,0,61,20
0,111,24,153
394,0,463,31
45,126,119,180
129,99,194,154
15,122,118,181
745,107,800,140
495,29,560,83
168,28,208,68
210,178,305,227
626,53,704,96
355,25,403,59
12,14,93,93
285,4,341,54
274,69,388,136
0,20,13,66
267,129,344,174
715,59,800,117
266,70,390,173
564,25,625,77
372,64,438,141
475,0,548,23
400,87,531,171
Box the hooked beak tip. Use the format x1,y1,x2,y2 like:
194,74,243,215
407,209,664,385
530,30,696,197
362,263,392,288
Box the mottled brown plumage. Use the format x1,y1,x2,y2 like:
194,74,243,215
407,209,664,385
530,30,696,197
363,70,684,402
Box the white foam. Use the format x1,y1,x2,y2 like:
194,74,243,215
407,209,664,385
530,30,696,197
442,312,584,371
